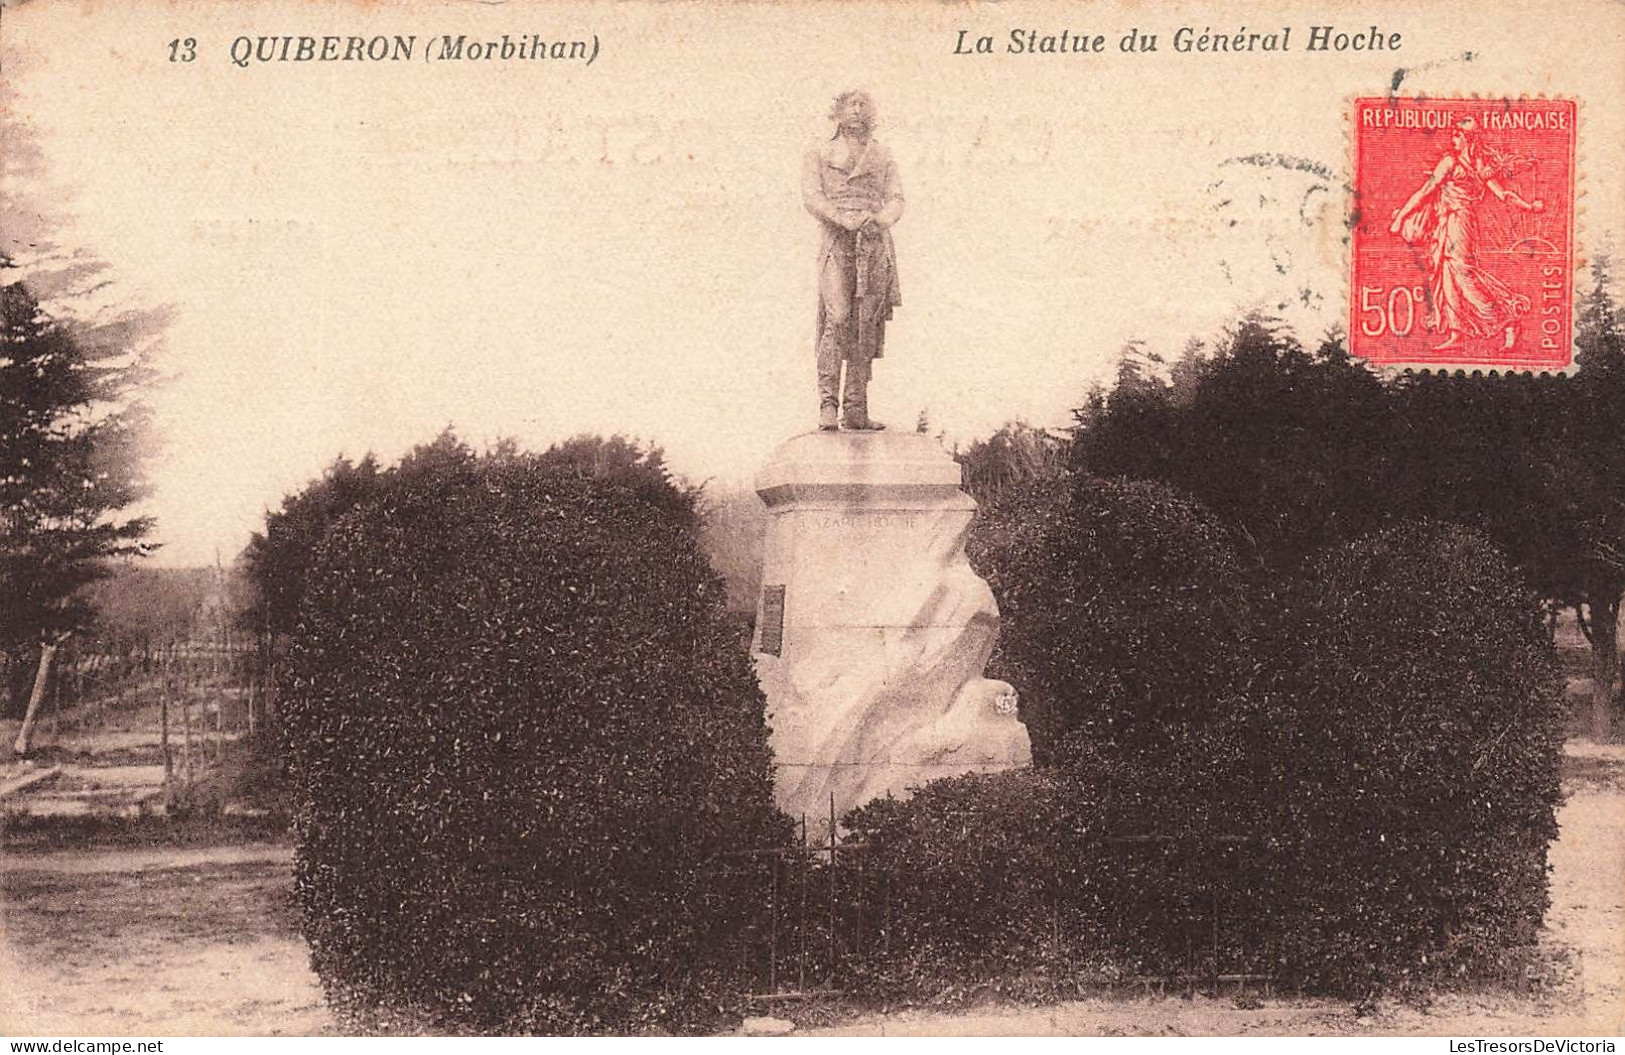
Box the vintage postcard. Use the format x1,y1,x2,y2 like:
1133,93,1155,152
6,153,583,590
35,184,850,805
2,0,1623,1042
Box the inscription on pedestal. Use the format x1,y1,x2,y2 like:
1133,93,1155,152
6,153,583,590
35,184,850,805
810,512,923,532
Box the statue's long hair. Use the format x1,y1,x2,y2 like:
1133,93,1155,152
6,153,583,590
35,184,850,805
829,91,877,138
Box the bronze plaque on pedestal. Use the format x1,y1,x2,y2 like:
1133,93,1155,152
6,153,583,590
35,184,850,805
759,585,786,656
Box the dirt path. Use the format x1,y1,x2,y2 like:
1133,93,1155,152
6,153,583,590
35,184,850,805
0,843,332,1036
1546,783,1625,1034
3,842,292,876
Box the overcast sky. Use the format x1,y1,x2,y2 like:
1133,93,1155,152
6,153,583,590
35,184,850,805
4,0,1622,566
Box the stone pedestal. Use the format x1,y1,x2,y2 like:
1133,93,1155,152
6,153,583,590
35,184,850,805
752,431,1031,831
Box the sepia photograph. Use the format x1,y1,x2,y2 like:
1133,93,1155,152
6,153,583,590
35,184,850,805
1,0,1623,1040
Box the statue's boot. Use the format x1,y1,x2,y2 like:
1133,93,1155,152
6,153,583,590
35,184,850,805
840,348,882,430
816,330,842,432
841,406,886,431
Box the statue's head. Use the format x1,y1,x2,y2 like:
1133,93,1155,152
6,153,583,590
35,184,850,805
829,91,878,136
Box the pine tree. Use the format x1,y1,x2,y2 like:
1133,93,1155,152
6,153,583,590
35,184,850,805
0,260,155,713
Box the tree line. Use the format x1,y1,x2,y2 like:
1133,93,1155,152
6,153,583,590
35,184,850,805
959,258,1625,739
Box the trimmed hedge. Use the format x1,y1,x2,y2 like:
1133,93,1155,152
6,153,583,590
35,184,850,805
282,450,785,1034
1264,520,1565,989
970,472,1254,772
954,474,1565,994
279,445,1564,1019
908,474,1265,985
841,769,1102,987
838,767,1266,997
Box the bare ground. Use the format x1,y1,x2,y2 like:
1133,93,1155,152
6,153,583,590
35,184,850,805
1,744,1621,1037
0,843,332,1036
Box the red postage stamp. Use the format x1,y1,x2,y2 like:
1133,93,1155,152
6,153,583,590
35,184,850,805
1350,97,1577,371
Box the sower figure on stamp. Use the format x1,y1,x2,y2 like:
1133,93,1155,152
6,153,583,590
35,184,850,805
803,91,903,432
1388,116,1545,352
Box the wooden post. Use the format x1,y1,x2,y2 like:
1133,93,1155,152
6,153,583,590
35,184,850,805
798,814,807,993
213,631,224,763
215,676,224,762
181,664,194,792
856,846,865,959
46,647,64,741
12,643,60,756
828,791,837,977
768,856,778,994
161,665,174,806
89,651,103,722
224,627,234,741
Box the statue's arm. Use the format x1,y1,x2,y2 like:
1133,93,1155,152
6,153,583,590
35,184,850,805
873,159,904,229
802,150,845,226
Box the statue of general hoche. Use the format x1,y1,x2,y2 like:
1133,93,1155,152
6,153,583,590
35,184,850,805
761,93,1029,828
802,91,903,432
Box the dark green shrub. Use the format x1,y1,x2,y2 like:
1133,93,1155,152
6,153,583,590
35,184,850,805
282,448,785,1034
835,764,1266,998
1263,520,1565,991
970,473,1254,769
1071,321,1393,579
920,488,1562,998
838,769,1114,997
964,470,1069,743
965,473,1266,977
